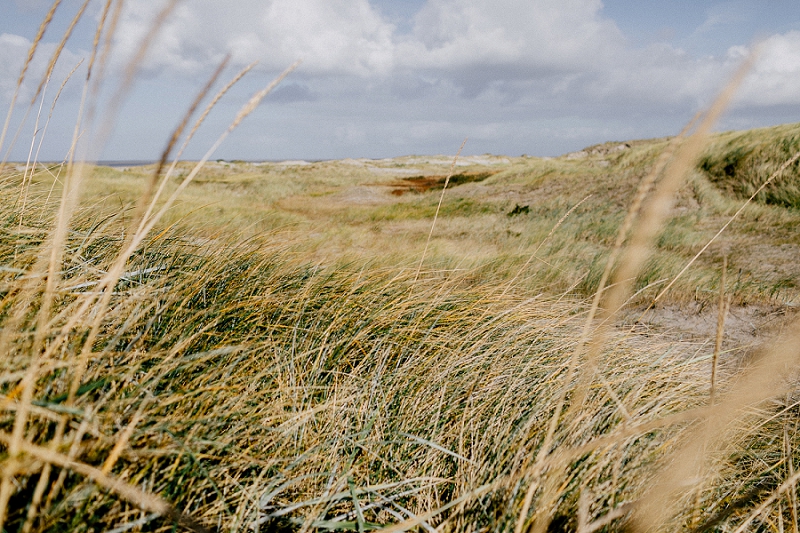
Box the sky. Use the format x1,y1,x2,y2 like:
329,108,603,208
2,0,800,162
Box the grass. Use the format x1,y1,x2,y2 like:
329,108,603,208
699,122,800,208
3,5,800,533
0,181,717,532
99,142,798,307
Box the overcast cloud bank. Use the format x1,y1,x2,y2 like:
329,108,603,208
2,0,800,160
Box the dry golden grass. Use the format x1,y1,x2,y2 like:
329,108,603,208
3,5,800,533
0,188,717,531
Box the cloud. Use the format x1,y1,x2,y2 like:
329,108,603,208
735,31,800,107
114,0,396,76
400,0,624,72
5,0,800,162
391,0,744,109
113,0,628,87
0,33,30,97
0,32,84,103
109,0,800,113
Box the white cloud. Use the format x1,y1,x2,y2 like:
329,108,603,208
110,0,800,113
0,33,84,102
391,0,745,109
124,0,685,102
0,34,30,97
399,0,624,71
113,0,629,82
114,0,396,76
5,0,800,162
735,31,800,106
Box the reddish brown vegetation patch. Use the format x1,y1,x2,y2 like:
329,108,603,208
389,171,497,195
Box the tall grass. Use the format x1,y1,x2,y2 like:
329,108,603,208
0,182,715,532
2,4,800,533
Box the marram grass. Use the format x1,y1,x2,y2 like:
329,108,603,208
3,6,800,532
0,170,799,533
0,179,702,531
